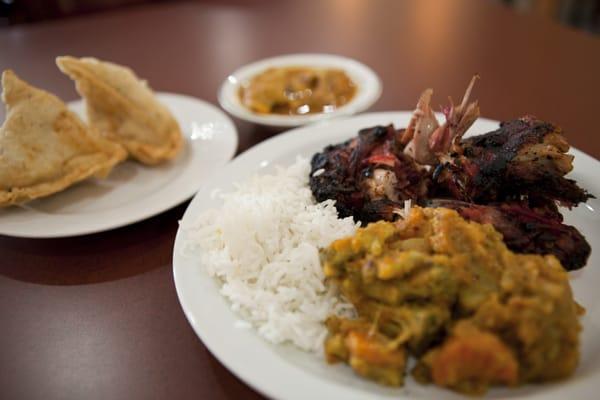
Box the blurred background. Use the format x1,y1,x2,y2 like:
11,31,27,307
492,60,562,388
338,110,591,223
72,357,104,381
0,0,599,34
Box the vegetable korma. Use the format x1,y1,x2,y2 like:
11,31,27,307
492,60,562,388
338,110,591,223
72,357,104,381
322,207,582,394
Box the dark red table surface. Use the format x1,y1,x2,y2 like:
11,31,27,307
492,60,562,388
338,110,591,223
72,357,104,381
1,1,599,399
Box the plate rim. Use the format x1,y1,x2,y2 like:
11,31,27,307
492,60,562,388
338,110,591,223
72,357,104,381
172,111,600,400
0,92,238,238
217,53,383,127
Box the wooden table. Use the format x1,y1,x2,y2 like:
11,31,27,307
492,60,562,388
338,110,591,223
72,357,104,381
1,1,599,398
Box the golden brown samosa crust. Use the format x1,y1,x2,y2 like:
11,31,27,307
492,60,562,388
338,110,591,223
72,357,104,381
56,56,183,165
0,70,127,207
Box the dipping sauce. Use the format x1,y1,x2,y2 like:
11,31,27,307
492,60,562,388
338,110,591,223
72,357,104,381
239,67,356,115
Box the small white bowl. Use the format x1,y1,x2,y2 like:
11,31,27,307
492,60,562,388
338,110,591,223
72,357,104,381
218,53,382,127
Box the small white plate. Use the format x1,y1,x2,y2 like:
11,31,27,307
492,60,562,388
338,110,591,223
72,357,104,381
0,92,238,238
173,112,600,400
218,54,382,127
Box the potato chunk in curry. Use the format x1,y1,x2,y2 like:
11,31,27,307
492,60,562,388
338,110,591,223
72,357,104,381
322,207,582,394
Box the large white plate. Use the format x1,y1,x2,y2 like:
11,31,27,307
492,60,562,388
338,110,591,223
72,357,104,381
218,54,382,127
173,112,600,400
0,93,238,238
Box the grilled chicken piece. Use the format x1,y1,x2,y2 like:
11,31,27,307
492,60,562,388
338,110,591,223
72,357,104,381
309,119,592,269
310,125,429,223
433,116,592,206
309,78,593,271
426,199,591,270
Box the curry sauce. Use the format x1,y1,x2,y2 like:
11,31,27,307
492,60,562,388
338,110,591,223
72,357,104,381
239,67,356,115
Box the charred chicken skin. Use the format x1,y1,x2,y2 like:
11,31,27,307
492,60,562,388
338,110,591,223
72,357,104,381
310,124,429,223
433,116,592,206
309,78,593,270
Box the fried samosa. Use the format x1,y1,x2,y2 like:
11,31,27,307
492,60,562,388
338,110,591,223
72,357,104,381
56,56,183,165
0,70,127,207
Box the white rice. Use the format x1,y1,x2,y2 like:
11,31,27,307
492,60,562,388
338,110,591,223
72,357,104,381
184,157,358,353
